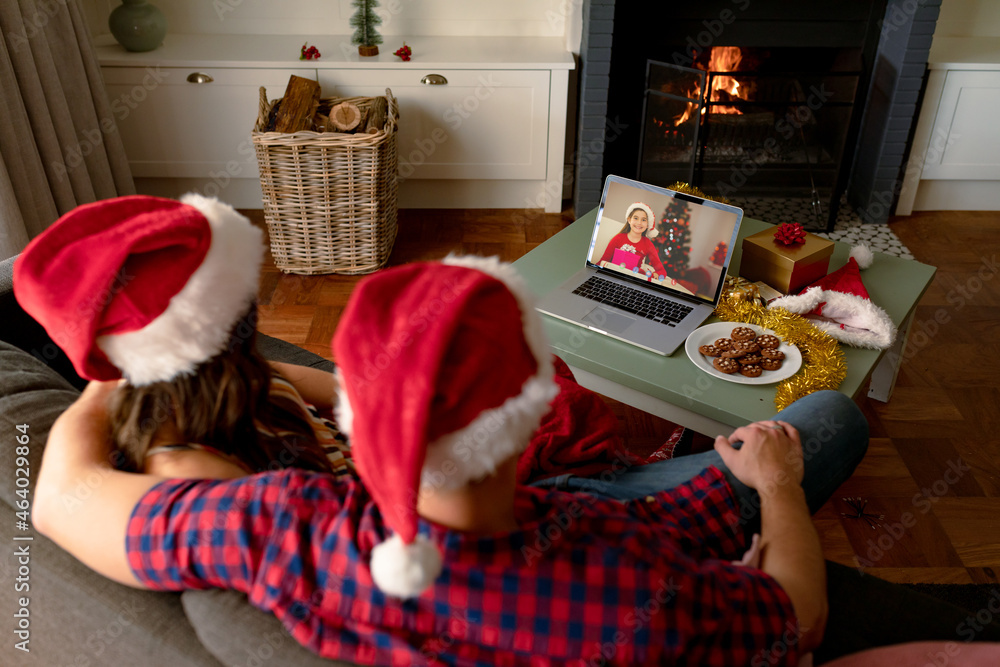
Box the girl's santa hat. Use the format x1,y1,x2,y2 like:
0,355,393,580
625,202,658,239
14,194,263,385
332,255,559,599
768,244,897,349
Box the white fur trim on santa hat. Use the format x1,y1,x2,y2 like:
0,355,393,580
333,367,354,437
769,286,897,350
626,202,658,239
850,243,874,270
370,533,443,599
416,255,559,491
97,194,264,386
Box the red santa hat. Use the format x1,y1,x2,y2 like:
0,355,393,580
332,255,559,599
768,244,897,349
625,202,658,239
13,194,263,385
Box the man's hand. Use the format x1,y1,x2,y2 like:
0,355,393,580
713,420,804,494
715,419,828,653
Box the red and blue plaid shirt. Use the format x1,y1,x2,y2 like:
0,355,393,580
126,466,800,666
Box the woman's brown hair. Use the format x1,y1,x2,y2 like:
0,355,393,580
109,306,335,474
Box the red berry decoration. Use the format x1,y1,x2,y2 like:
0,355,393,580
393,42,412,61
300,43,321,60
773,222,807,247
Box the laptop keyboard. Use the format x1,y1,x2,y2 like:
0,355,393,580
572,276,693,326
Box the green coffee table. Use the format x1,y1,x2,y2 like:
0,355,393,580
514,209,936,434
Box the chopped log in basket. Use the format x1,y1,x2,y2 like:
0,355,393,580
272,75,321,133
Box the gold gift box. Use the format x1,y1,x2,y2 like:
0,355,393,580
740,228,834,294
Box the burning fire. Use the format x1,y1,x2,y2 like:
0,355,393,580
669,46,748,126
706,46,744,115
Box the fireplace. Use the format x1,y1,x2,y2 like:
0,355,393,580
637,44,866,228
573,0,940,229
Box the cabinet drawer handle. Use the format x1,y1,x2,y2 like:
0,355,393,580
420,74,448,85
186,72,214,84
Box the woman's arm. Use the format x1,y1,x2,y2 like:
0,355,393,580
267,360,335,411
32,381,166,588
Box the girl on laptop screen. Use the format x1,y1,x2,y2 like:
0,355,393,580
597,202,669,281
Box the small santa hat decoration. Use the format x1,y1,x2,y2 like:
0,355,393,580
332,255,559,599
14,194,263,385
625,202,658,239
768,244,897,350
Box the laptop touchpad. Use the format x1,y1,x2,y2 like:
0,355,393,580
583,307,635,333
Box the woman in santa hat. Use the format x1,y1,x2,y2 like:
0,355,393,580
14,194,350,480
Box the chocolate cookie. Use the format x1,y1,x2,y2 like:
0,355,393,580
713,338,734,351
731,326,757,342
731,340,760,355
720,346,747,359
738,353,762,366
757,334,780,349
761,348,785,360
699,344,722,357
713,357,739,374
761,357,784,371
740,364,763,377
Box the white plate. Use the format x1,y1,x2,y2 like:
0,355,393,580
684,322,802,385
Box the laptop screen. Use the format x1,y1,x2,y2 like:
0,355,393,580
585,175,743,306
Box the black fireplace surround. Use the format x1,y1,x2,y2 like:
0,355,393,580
573,0,942,227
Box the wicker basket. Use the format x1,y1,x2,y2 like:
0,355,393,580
252,87,399,275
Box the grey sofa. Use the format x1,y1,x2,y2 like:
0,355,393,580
0,255,349,666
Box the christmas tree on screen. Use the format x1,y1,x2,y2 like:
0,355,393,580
710,241,728,265
653,198,691,278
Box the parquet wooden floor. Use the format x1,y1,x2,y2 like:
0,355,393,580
250,207,1000,586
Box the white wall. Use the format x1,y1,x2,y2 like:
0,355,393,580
81,0,583,41
935,0,1000,37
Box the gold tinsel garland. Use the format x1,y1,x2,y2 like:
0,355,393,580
713,300,848,410
667,182,733,206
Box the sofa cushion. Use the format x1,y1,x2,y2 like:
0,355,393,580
0,340,221,665
183,589,356,666
0,340,80,509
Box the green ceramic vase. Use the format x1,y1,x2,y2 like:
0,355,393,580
109,0,167,53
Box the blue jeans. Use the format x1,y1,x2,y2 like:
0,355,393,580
531,390,869,536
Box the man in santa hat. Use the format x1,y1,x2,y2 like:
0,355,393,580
31,228,889,665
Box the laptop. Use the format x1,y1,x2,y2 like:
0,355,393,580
536,175,743,356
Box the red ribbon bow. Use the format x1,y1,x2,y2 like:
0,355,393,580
773,223,806,247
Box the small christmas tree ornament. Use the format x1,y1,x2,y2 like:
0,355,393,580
351,0,383,57
710,241,728,265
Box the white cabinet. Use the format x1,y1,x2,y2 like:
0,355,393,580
103,67,316,180
95,34,574,210
318,69,550,181
917,69,1000,180
897,37,1000,213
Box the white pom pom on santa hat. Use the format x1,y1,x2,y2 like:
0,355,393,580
370,533,443,599
850,243,874,270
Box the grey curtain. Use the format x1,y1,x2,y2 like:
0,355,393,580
0,0,134,260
